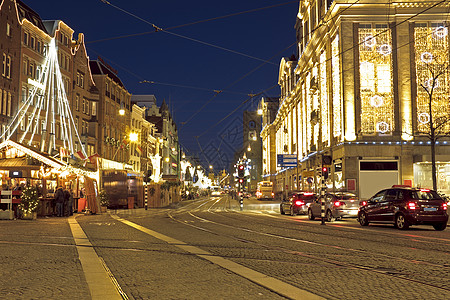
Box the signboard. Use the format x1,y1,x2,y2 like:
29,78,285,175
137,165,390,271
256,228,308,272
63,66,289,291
277,154,297,167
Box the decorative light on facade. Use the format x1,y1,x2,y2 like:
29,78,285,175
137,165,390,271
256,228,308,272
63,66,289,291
424,78,438,90
332,35,342,139
320,51,329,145
434,26,448,38
378,44,392,55
376,122,389,133
370,95,384,107
364,35,376,47
420,52,433,63
418,112,430,124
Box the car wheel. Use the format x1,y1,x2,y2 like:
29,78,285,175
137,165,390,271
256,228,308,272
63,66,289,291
307,208,315,220
395,213,409,230
326,210,333,222
290,206,297,216
358,212,369,226
432,222,447,231
280,205,285,215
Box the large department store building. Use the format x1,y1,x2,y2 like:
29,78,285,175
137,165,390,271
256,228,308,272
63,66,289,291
262,0,450,199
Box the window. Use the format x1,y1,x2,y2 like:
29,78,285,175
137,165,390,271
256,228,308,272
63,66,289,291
92,102,97,116
23,32,28,45
80,74,84,88
22,86,27,103
20,113,25,131
36,41,41,53
30,36,35,49
2,53,5,77
6,23,11,37
371,190,386,202
29,62,34,78
385,189,397,200
3,90,7,115
75,94,79,111
86,100,90,115
82,98,86,113
6,55,11,79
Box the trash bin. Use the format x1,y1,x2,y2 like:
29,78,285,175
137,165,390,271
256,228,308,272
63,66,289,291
127,197,134,209
78,198,86,212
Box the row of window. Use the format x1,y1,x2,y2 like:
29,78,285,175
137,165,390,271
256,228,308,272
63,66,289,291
74,94,97,116
23,31,45,55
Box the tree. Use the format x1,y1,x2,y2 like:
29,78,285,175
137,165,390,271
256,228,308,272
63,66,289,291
417,58,450,191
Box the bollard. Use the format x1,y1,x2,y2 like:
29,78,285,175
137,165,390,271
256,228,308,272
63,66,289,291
321,174,326,225
144,185,148,210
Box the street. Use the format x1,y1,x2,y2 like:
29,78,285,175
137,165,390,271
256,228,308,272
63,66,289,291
1,195,449,299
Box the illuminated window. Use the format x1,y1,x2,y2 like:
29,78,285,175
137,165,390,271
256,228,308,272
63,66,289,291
359,24,394,135
320,51,329,144
6,23,11,37
331,35,342,139
414,23,450,134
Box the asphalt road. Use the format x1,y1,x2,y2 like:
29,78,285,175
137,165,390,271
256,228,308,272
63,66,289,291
1,195,449,299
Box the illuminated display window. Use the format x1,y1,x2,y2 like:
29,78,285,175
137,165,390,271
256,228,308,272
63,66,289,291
359,24,394,135
414,23,450,134
320,51,329,145
331,35,342,139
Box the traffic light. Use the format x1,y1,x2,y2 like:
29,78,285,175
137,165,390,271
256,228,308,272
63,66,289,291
322,167,329,179
322,155,332,165
238,164,245,178
239,178,244,184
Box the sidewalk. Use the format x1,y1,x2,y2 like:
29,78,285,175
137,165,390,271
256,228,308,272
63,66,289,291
0,217,90,299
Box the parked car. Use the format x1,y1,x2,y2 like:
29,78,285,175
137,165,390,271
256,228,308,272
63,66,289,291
308,192,360,221
280,192,317,216
358,187,448,231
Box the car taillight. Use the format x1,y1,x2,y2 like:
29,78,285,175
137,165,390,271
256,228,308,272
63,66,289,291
304,192,314,196
443,203,447,210
420,188,430,192
295,200,304,206
334,201,345,207
360,201,367,206
407,202,416,210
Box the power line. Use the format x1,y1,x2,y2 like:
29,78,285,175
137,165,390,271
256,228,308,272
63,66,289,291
89,1,298,44
99,0,278,65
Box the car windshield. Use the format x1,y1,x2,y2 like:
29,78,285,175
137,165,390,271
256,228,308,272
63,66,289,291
410,190,441,200
338,195,357,200
298,195,315,200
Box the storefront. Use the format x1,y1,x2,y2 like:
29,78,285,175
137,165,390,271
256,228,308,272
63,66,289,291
0,140,100,218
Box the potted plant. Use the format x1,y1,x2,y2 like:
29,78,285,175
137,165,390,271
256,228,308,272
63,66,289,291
19,186,39,220
98,190,109,212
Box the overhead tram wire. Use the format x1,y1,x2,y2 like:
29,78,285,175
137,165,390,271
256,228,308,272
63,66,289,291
178,1,363,131
99,0,277,66
90,1,298,44
179,40,297,130
193,0,450,142
139,80,249,96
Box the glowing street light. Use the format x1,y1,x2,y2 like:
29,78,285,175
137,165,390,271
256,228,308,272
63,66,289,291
119,108,125,116
129,132,138,142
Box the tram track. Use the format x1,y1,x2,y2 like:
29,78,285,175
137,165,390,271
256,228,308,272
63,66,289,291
165,208,450,293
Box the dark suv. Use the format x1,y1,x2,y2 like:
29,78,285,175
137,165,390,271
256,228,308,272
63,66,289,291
358,187,448,230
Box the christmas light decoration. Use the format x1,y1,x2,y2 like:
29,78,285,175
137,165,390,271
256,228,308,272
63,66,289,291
359,25,394,135
414,24,450,134
0,38,86,157
364,35,376,48
332,35,342,139
320,51,329,145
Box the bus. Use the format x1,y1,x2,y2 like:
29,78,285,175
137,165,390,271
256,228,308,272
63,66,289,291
256,181,274,200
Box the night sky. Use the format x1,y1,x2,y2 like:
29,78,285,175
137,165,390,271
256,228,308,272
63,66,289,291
25,0,298,170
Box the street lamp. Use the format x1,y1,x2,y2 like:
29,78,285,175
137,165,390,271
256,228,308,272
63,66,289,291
119,108,125,116
129,132,138,142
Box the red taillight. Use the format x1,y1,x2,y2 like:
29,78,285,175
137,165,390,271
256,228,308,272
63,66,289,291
295,200,304,206
407,202,416,210
334,201,345,207
420,188,430,192
443,203,447,210
304,192,314,196
360,201,367,206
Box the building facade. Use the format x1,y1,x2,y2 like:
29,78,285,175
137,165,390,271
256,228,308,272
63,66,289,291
266,0,450,199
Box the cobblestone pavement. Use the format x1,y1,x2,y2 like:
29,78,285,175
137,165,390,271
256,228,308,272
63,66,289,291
0,195,448,300
0,217,90,299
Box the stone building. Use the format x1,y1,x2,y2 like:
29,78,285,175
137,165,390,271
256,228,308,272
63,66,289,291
89,58,131,164
267,0,450,199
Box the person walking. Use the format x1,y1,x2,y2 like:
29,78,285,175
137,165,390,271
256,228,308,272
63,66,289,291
55,186,65,217
64,188,74,216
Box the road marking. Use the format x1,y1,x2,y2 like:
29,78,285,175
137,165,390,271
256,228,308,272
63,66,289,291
111,214,324,300
68,216,124,300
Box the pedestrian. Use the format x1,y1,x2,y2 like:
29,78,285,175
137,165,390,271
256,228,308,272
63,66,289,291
54,185,65,217
64,188,74,216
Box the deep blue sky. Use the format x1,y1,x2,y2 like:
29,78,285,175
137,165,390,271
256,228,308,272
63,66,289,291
26,0,298,170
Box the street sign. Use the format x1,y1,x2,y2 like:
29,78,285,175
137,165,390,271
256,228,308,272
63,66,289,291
277,154,297,167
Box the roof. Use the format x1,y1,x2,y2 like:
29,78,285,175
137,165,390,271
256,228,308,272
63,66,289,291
89,60,125,88
0,140,64,169
0,157,36,169
16,0,48,33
